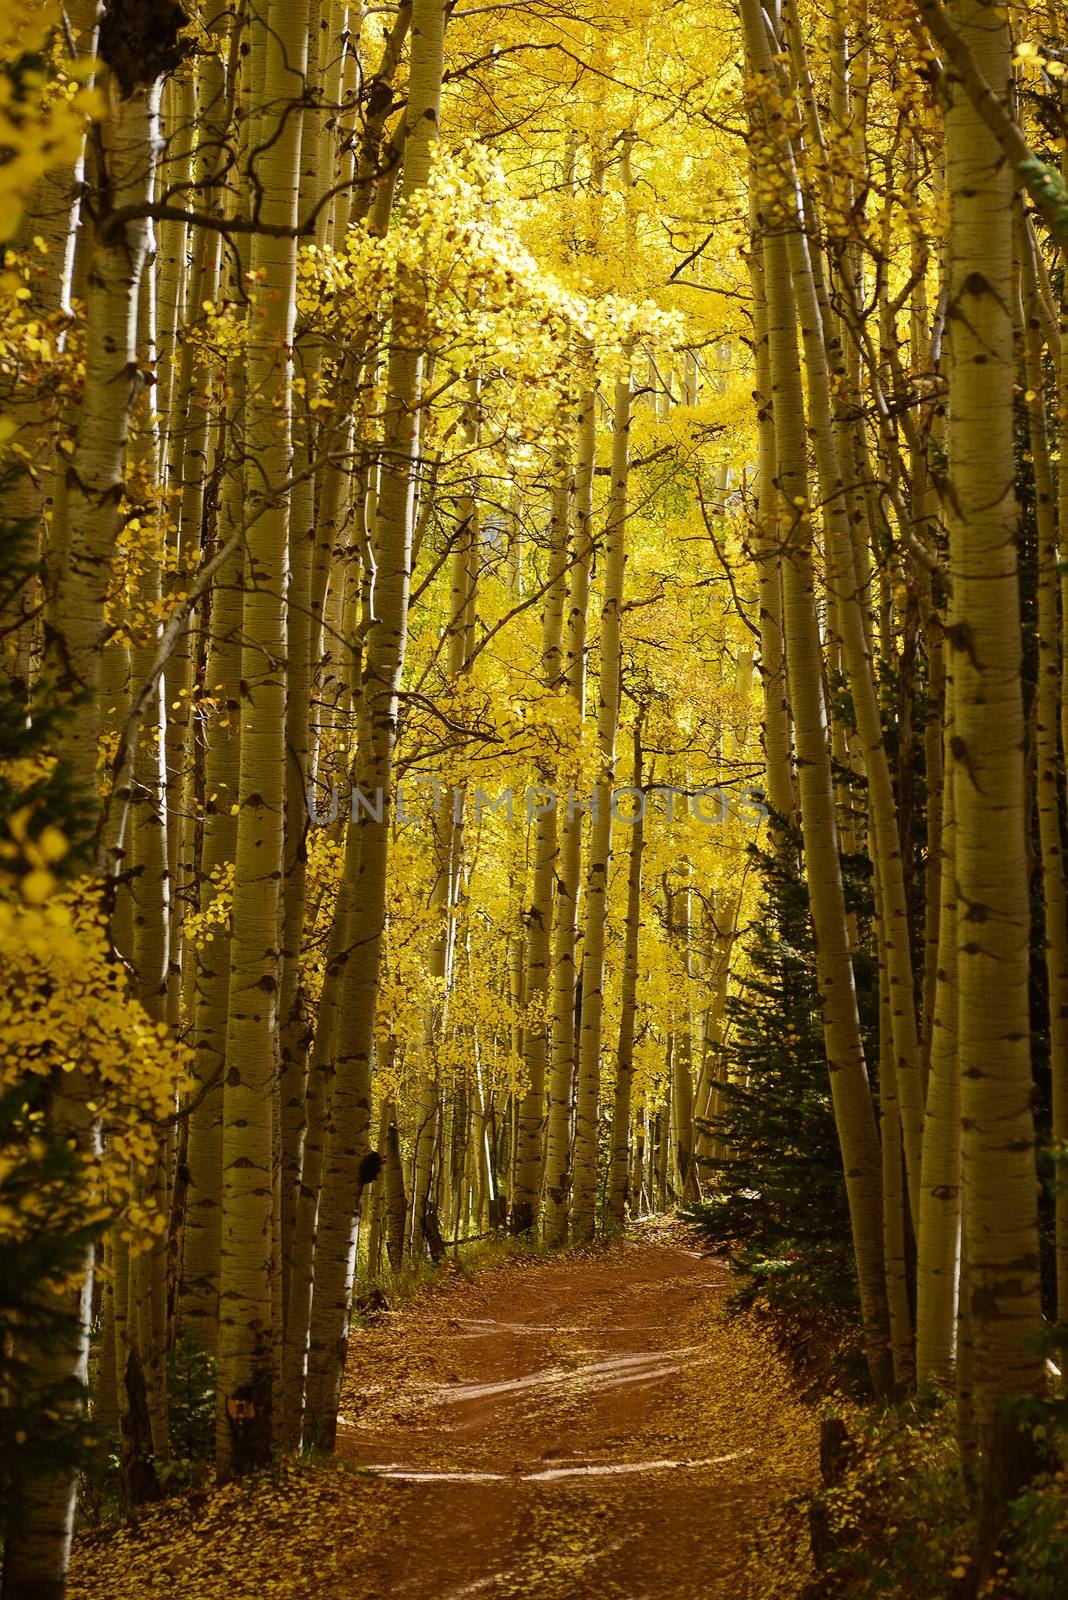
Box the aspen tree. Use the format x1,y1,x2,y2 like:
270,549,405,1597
123,369,173,1475
381,1111,407,1269
283,11,416,1415
774,9,925,1217
0,1098,102,1599
279,0,336,1322
657,1076,672,1207
572,363,631,1243
1,0,100,692
159,18,239,1039
156,68,195,487
178,450,244,1356
746,177,793,827
916,767,960,1391
544,357,594,1245
410,1052,442,1258
171,9,245,1359
303,0,447,1449
742,0,891,1396
44,5,184,812
96,631,133,1463
1020,242,1068,1327
215,0,308,1477
305,1,412,708
663,872,699,1205
698,891,740,1166
2,12,188,1591
944,0,1044,1525
511,462,570,1232
876,875,914,1392
282,815,365,1444
606,717,646,1227
411,391,478,1254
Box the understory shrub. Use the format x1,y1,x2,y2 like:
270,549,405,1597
800,1398,1068,1600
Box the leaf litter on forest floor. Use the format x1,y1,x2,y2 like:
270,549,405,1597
69,1220,817,1599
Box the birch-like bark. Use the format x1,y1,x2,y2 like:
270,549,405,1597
746,174,794,826
1023,241,1068,1328
215,0,308,1478
771,21,924,1219
279,0,334,1331
384,1110,409,1270
876,873,914,1392
511,461,569,1233
607,718,645,1227
303,0,447,1449
282,809,363,1446
2,20,183,1590
176,472,243,1356
572,367,630,1243
741,0,891,1396
945,0,1044,1527
411,381,477,1252
916,758,960,1391
44,58,163,814
543,361,593,1244
666,874,699,1205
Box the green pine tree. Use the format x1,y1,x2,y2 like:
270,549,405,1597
689,824,878,1322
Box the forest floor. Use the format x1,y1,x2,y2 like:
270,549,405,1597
69,1218,818,1599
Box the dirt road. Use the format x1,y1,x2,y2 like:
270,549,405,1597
69,1223,816,1600
336,1221,816,1599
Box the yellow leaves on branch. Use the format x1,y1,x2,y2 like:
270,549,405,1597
1013,39,1068,81
0,245,88,461
0,875,190,1254
183,862,236,953
0,801,67,902
298,148,683,396
0,1,100,242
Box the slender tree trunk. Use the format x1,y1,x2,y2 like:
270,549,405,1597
746,174,794,827
215,0,308,1478
44,61,164,816
572,366,630,1242
512,461,569,1232
0,1106,98,1600
544,361,593,1245
1022,241,1068,1328
944,0,1045,1532
770,25,925,1217
916,756,960,1391
177,467,243,1357
303,0,447,1450
742,0,891,1397
668,877,699,1205
2,23,185,1591
607,717,646,1227
877,884,914,1392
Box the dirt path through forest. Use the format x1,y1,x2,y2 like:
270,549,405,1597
70,1221,817,1600
335,1220,816,1598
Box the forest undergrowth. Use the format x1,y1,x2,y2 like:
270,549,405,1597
689,832,1068,1600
